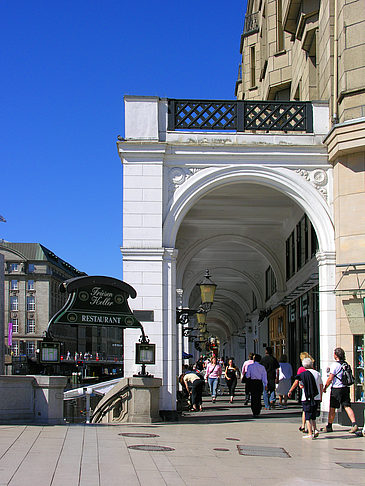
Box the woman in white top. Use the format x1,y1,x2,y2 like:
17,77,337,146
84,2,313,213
180,369,205,411
275,354,293,407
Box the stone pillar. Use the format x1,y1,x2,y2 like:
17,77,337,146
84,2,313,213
33,375,68,424
316,251,336,414
122,248,178,413
127,377,162,423
161,248,178,413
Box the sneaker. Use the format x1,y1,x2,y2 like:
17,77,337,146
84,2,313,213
350,424,358,433
314,430,319,438
325,425,333,433
302,434,314,439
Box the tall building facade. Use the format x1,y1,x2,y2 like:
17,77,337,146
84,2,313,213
0,242,85,368
237,0,365,399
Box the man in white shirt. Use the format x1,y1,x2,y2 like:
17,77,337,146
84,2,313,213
241,352,254,405
323,347,358,433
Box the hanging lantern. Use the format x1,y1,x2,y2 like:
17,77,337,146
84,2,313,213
196,310,206,325
198,269,217,305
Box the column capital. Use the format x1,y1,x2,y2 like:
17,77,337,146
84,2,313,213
163,248,178,262
316,251,336,265
121,247,178,262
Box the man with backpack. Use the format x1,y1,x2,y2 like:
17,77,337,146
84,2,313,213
323,347,358,433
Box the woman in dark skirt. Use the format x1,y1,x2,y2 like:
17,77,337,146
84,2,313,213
225,357,240,403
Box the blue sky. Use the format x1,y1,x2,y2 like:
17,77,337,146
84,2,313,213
1,0,246,279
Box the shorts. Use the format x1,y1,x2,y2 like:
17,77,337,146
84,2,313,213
302,400,318,421
330,387,351,409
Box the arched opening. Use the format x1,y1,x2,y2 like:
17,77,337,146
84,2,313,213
168,167,335,375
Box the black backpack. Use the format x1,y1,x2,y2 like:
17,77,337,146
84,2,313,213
336,361,355,386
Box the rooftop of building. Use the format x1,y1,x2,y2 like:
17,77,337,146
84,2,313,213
0,241,85,276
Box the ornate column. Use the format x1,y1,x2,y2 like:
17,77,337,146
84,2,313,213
316,250,336,414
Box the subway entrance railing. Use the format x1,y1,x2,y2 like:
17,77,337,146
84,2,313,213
167,99,313,133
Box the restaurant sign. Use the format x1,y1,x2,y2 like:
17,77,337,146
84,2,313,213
47,276,142,331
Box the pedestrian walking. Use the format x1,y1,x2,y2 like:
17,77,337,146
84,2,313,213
195,356,204,371
288,357,323,440
241,352,254,405
260,347,279,409
297,352,314,432
245,354,267,417
225,357,240,403
323,347,358,433
275,354,293,408
205,355,222,402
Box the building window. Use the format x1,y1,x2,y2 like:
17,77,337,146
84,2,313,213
286,215,318,280
296,219,303,270
11,341,19,356
12,318,19,333
10,296,18,311
311,224,318,257
250,46,256,87
10,263,18,272
26,341,36,357
27,295,35,311
276,0,284,52
251,291,257,311
286,231,295,279
26,319,35,333
27,280,34,290
28,263,35,273
265,266,277,300
10,280,18,290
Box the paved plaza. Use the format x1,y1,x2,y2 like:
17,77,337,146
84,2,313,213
0,394,364,486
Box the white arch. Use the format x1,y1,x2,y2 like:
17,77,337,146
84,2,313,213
163,165,334,253
177,234,285,292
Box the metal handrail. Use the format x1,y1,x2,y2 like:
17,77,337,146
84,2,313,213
167,99,313,133
243,12,259,36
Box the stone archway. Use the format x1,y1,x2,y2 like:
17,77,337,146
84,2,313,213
164,165,334,253
166,164,336,396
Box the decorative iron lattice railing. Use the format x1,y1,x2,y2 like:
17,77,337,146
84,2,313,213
243,12,259,36
168,99,313,133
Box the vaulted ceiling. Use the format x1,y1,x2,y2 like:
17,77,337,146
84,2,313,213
176,181,304,341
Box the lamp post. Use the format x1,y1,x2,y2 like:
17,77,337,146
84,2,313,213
177,269,217,358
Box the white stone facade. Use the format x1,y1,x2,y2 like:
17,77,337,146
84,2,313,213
119,96,335,412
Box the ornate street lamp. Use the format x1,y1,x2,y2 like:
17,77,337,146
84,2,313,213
197,269,217,312
176,269,217,325
196,309,207,325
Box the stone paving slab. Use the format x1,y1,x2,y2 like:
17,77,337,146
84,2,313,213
0,399,364,486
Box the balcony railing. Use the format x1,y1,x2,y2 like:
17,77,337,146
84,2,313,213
243,12,259,36
167,99,313,133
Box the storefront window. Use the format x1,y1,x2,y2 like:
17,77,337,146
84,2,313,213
354,335,364,402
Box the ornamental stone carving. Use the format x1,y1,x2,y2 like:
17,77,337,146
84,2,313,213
167,167,203,200
295,168,328,200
